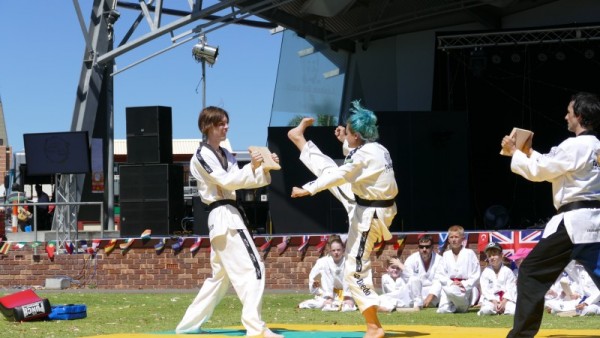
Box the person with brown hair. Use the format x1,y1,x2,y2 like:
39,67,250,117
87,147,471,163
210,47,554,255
176,106,283,337
501,92,600,338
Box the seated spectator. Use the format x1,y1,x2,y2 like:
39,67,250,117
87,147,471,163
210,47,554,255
546,260,600,316
478,242,517,316
298,236,357,312
435,225,481,314
399,234,442,309
378,256,413,312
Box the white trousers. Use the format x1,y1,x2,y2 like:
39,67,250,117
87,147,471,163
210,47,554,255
345,217,384,312
176,228,266,336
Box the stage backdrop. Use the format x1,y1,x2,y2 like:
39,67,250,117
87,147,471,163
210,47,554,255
266,112,470,234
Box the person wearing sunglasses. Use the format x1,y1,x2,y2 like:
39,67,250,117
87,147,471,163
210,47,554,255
399,234,443,309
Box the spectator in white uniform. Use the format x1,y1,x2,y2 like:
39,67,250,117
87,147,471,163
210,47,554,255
396,234,442,309
378,256,412,312
435,225,481,314
299,235,357,312
478,242,517,316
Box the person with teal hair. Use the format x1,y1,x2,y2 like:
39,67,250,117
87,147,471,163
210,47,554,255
291,100,398,338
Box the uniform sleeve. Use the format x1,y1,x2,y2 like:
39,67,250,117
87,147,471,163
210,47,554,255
308,258,324,294
190,149,270,191
510,141,579,182
302,150,365,195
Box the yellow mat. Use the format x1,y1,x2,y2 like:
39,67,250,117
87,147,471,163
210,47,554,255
83,323,600,338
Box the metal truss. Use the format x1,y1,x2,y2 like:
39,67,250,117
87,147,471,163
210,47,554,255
437,25,600,50
54,0,288,246
53,174,80,252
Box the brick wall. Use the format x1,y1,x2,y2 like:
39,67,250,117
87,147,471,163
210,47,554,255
0,236,484,290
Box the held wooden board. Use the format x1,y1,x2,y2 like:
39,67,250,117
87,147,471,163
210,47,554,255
500,127,533,156
248,146,281,170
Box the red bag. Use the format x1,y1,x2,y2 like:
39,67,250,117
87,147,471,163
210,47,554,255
0,289,51,321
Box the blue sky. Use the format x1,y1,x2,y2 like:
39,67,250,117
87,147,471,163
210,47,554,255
0,2,282,155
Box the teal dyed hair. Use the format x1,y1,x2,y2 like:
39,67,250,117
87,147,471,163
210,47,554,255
347,100,379,142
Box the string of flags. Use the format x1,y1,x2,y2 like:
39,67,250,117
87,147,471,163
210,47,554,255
0,230,542,261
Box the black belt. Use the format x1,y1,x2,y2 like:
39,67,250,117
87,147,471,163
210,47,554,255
207,199,250,226
354,195,395,208
557,200,600,214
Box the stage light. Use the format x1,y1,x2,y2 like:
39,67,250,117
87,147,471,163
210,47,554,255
511,53,521,63
192,35,219,66
585,49,595,59
555,51,566,61
491,54,502,64
537,53,548,62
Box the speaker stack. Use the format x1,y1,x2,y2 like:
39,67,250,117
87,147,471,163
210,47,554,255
120,106,184,237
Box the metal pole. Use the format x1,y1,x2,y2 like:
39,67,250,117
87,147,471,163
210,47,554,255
202,60,206,108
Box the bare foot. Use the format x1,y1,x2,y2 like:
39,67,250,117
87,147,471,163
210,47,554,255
364,327,385,338
287,117,314,151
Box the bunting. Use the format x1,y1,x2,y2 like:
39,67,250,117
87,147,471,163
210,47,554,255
120,238,135,254
104,239,118,255
141,229,152,244
490,230,541,255
155,239,166,255
171,237,184,254
90,239,101,256
12,242,25,250
477,232,490,253
314,235,329,256
45,241,56,260
65,241,75,254
438,233,448,253
393,235,407,256
190,237,202,255
277,236,290,255
373,236,386,252
297,235,310,253
259,236,273,252
0,242,10,255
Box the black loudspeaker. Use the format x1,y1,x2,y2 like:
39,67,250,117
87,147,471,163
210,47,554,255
119,164,184,237
125,106,173,164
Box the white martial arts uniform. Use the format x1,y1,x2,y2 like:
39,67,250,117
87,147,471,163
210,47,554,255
435,247,481,313
402,251,443,308
298,255,355,311
301,141,398,312
176,142,272,336
507,132,600,337
512,135,600,244
299,141,355,214
477,265,517,316
546,261,600,315
378,273,412,310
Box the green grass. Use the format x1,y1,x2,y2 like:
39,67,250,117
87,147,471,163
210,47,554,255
0,291,596,337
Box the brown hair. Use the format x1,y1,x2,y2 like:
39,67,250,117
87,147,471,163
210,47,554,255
198,106,229,136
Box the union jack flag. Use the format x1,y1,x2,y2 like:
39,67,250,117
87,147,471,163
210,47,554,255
490,230,541,255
